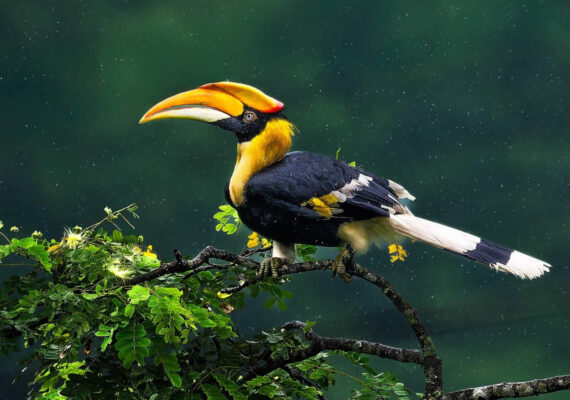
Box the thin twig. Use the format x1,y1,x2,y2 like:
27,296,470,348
240,246,273,257
282,365,328,400
123,246,258,286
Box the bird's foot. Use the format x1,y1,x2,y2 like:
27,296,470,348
258,257,288,281
331,246,355,283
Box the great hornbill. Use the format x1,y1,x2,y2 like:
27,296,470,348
139,81,550,280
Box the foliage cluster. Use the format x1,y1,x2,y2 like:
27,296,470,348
0,205,416,399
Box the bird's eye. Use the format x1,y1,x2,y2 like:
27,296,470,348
243,111,258,123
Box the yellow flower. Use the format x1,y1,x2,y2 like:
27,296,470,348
142,245,157,259
388,243,407,263
247,232,260,248
247,232,271,249
64,230,84,250
108,260,132,279
217,291,232,299
47,243,62,254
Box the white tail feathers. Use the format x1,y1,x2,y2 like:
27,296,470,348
494,251,551,280
387,214,551,279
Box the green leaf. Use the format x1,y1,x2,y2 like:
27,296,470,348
10,237,52,271
101,337,112,352
196,270,214,281
213,212,227,220
222,224,237,234
81,293,98,300
58,361,86,381
127,285,150,304
12,237,34,249
112,230,123,242
277,298,288,312
155,287,182,298
263,297,276,309
155,351,182,386
136,256,161,268
246,376,272,389
124,303,135,317
114,325,149,368
213,204,242,236
167,371,182,388
296,244,317,262
250,285,260,298
214,374,248,400
257,384,278,397
201,383,228,400
96,324,112,336
190,304,217,328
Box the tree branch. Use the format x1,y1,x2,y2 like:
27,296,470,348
443,375,570,400
123,246,258,286
351,262,442,398
119,246,568,400
220,253,442,398
244,320,423,380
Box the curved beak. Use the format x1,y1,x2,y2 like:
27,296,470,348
139,82,284,125
139,87,243,124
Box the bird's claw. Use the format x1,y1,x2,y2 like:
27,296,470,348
258,257,287,280
331,248,354,283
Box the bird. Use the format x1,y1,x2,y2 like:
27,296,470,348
139,81,550,280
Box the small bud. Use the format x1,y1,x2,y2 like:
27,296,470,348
137,235,144,243
10,226,19,233
32,231,43,239
73,226,82,232
104,206,112,215
0,220,3,229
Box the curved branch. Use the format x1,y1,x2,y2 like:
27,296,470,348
221,255,442,398
443,375,570,400
245,320,423,380
220,256,435,361
284,320,424,364
351,263,442,398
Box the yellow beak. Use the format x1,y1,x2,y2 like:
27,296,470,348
139,82,284,124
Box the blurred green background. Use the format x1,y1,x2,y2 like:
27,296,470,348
1,1,569,398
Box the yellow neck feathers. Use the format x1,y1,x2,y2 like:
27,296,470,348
229,119,295,206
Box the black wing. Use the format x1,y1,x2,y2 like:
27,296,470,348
237,151,414,245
